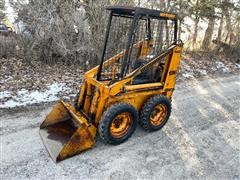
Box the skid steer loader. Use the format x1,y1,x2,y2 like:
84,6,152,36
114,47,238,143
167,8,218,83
40,6,183,162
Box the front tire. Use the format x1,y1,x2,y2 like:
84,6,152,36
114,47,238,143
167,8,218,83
139,95,171,131
99,103,138,145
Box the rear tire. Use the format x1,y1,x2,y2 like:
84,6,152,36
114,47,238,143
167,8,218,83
99,103,138,145
139,95,171,131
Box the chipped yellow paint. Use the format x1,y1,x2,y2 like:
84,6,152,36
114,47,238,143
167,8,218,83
160,13,176,19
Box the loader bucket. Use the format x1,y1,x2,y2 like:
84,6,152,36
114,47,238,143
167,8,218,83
39,100,97,162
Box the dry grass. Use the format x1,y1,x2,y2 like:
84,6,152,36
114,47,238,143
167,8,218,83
0,35,18,58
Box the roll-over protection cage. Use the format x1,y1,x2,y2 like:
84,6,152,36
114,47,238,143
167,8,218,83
97,6,178,81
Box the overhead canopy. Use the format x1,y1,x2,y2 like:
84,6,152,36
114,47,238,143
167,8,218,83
106,6,177,20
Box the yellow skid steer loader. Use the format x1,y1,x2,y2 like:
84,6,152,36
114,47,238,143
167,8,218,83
40,6,183,162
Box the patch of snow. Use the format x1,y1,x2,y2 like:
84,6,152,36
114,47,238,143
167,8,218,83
236,63,240,69
147,54,155,59
216,61,225,68
211,67,217,71
0,83,70,108
0,91,12,99
184,64,192,71
197,69,207,75
182,73,194,79
222,67,230,73
215,61,230,73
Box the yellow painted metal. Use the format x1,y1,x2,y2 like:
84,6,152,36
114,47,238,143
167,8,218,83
160,13,176,19
40,42,182,162
163,46,183,98
83,82,92,113
77,81,86,107
94,86,108,123
160,53,172,82
39,101,96,162
40,101,70,129
109,95,150,111
124,82,163,91
56,123,96,161
150,104,167,126
109,112,133,138
90,90,100,116
139,40,154,58
107,88,164,111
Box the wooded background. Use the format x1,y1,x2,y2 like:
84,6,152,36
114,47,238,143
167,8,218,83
0,0,239,67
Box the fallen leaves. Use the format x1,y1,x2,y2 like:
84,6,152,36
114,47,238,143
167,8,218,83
0,52,239,107
0,58,84,104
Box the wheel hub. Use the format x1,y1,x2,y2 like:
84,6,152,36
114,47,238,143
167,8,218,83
110,112,133,138
150,104,167,126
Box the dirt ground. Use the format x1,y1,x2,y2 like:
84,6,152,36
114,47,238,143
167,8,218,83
1,74,240,179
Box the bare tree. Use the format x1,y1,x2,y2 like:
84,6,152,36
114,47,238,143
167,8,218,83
11,0,91,66
192,0,200,48
4,0,240,66
201,0,217,50
0,0,5,20
82,0,135,66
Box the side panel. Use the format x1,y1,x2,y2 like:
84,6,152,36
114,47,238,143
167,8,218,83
107,89,164,111
77,81,86,108
83,82,92,113
81,45,182,124
163,46,182,98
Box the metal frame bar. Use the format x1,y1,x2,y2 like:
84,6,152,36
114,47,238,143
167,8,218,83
97,8,178,81
120,14,139,78
97,12,113,81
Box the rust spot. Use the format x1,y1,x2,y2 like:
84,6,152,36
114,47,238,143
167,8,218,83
45,119,77,145
71,134,81,144
164,88,174,92
169,70,177,75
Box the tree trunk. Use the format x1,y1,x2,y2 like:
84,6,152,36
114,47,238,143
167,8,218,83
192,0,199,49
159,0,166,11
193,17,200,48
224,8,232,44
217,13,224,42
202,17,215,50
177,0,183,40
237,19,240,44
178,20,182,40
138,0,140,6
0,0,5,20
165,20,169,46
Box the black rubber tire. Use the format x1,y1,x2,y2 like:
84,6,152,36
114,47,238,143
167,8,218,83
98,103,138,145
139,95,171,132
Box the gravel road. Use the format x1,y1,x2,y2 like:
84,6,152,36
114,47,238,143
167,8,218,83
1,74,240,179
